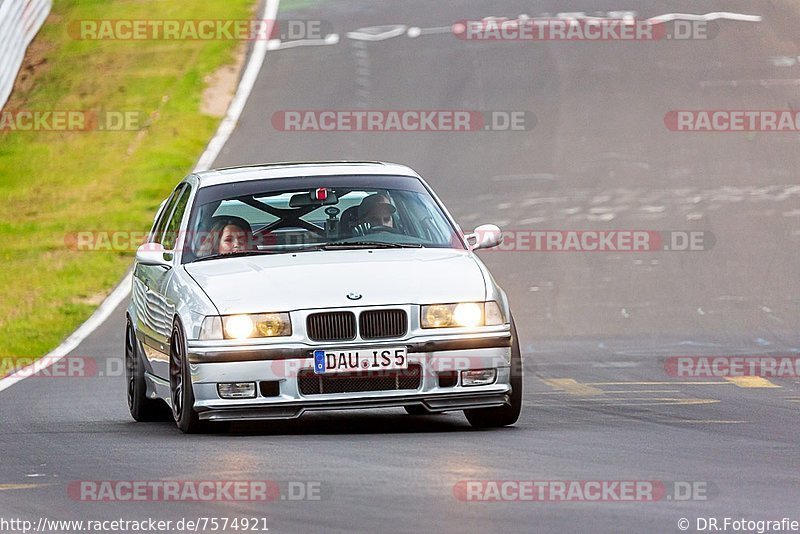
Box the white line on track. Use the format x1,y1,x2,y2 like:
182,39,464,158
700,79,800,88
194,0,280,172
0,0,281,394
646,12,761,24
407,26,452,38
0,273,132,394
268,11,761,52
268,33,339,50
346,25,407,42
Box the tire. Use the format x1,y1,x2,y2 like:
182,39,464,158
464,318,523,428
169,321,206,434
125,318,169,422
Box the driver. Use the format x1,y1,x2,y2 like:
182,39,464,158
357,193,396,230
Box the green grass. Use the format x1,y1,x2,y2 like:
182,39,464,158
0,0,255,364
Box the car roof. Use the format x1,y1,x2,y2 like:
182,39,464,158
194,161,421,188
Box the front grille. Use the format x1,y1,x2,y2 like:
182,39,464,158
298,365,422,395
306,311,356,341
359,309,408,339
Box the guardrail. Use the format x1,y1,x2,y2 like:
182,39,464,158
0,0,52,110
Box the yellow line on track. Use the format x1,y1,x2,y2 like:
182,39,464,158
571,397,718,404
540,378,604,396
667,420,747,424
0,483,50,491
526,399,720,407
585,381,730,386
582,399,720,406
601,390,681,394
724,377,780,388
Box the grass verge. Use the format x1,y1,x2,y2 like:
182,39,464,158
0,0,256,366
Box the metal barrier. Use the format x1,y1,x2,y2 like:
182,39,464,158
0,0,52,110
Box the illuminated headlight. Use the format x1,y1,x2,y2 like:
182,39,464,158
225,315,256,339
421,302,505,328
199,313,291,340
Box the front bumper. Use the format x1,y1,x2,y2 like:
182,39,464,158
185,331,512,421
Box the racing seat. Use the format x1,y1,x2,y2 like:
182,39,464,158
339,206,360,237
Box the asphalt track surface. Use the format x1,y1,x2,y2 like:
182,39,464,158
2,1,800,533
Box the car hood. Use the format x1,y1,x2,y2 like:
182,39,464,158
184,248,487,314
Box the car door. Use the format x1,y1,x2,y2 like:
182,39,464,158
134,183,189,379
133,188,178,344
146,183,191,379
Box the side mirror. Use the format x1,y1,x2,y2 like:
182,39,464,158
466,224,502,250
135,243,172,268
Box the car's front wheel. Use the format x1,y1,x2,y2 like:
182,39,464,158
125,318,169,422
169,321,205,434
464,318,523,428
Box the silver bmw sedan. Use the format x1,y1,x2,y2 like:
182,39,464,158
126,161,522,433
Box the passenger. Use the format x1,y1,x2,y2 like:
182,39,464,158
196,216,254,256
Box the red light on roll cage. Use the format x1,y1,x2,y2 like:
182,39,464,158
315,188,328,200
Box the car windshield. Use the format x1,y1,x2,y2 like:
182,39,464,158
182,174,464,262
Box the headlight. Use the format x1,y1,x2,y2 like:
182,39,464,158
199,316,223,340
421,302,505,328
225,315,256,339
452,303,483,327
199,313,291,340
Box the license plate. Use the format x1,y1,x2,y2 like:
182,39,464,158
313,347,408,374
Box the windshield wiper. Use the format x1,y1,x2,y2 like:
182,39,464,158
322,241,423,250
193,242,422,260
193,244,333,262
192,249,281,262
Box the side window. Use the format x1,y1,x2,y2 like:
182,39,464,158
150,188,181,244
162,185,191,251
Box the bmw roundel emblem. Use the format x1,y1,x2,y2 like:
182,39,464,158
347,292,362,301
